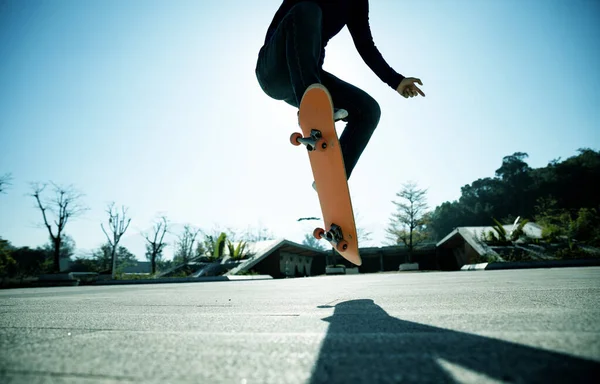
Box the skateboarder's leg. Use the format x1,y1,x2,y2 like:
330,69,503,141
255,2,323,106
321,71,381,180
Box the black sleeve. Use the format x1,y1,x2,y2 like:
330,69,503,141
346,0,404,90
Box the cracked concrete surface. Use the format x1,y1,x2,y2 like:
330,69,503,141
1,267,599,383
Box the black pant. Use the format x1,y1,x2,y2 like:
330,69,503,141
255,2,381,180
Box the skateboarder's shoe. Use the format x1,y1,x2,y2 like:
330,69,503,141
333,108,348,122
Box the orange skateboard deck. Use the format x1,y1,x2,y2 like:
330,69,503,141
290,83,361,266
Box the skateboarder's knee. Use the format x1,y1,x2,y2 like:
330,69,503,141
368,98,381,125
354,96,380,127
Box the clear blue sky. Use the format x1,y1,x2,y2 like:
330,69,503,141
1,0,598,259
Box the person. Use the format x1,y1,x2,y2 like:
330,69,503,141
255,0,425,185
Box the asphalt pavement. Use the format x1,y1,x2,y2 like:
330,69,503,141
1,267,599,383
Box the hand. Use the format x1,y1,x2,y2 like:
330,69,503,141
396,77,425,98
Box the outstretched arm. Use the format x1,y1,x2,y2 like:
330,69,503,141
347,0,424,98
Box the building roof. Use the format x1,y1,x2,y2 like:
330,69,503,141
436,222,544,257
225,238,326,275
436,227,491,256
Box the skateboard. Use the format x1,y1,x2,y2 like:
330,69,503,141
290,83,362,266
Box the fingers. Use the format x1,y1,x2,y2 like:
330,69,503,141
414,85,425,97
405,79,426,98
410,78,425,96
406,77,423,86
403,86,422,98
398,78,426,98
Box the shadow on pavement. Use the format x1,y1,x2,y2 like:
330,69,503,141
310,299,599,383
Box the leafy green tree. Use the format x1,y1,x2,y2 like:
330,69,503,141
386,181,430,262
302,233,327,251
70,244,138,273
428,201,466,241
157,259,174,272
113,246,138,272
0,238,16,277
10,246,50,278
43,233,76,262
534,195,600,248
492,152,534,219
428,149,600,242
548,148,600,211
69,255,101,273
204,232,228,260
227,239,248,260
93,244,137,273
572,208,600,246
417,211,436,241
92,243,113,272
458,177,504,224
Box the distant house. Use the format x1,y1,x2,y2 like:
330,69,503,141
227,239,438,277
336,243,437,273
226,239,328,278
153,239,328,279
436,222,544,270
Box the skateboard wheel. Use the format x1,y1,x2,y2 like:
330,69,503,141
313,227,325,240
336,240,348,252
290,132,302,146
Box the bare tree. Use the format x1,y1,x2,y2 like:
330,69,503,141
354,212,373,246
0,173,13,194
30,182,87,273
242,223,275,242
386,181,429,262
101,202,132,279
173,224,201,264
144,216,168,275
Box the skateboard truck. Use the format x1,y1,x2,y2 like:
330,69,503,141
313,223,349,252
290,129,327,152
